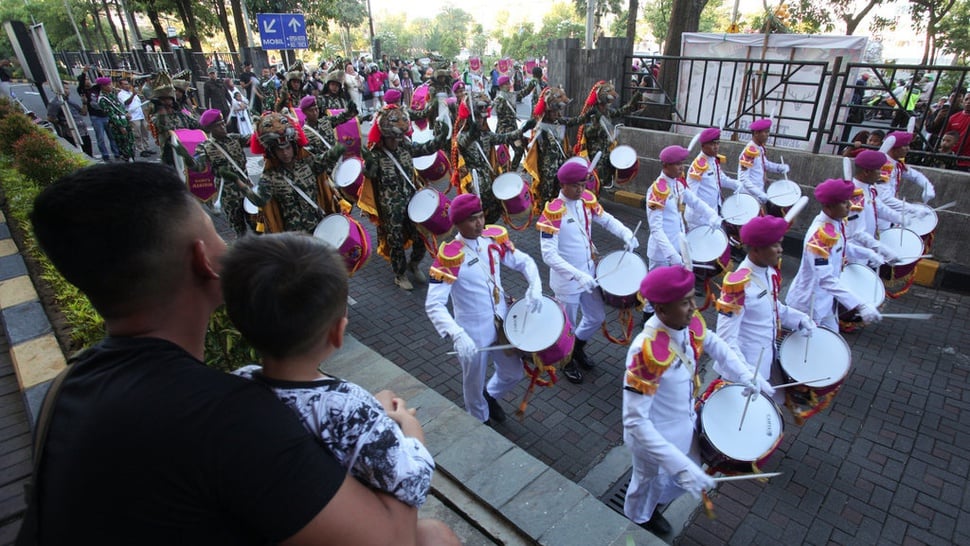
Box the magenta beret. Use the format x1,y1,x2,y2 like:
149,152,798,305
699,127,721,144
659,145,689,165
639,266,694,304
740,216,788,247
887,131,913,148
814,178,854,205
95,77,112,86
449,193,482,225
384,88,402,104
854,150,887,171
498,76,510,86
750,119,772,131
452,81,465,93
199,109,223,128
557,159,591,185
298,95,317,110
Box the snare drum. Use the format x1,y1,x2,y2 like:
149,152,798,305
243,196,259,231
332,157,365,202
312,214,373,275
595,251,647,309
686,226,730,279
837,263,885,330
778,327,851,423
495,144,511,168
172,129,217,202
720,193,760,245
877,227,923,282
413,151,451,184
492,173,533,216
906,203,938,251
765,180,802,217
407,187,453,235
504,296,574,368
329,111,362,156
697,382,784,473
609,145,639,184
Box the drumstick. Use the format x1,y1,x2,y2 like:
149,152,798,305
880,313,934,320
445,344,517,355
713,472,783,483
738,348,764,430
890,254,932,264
933,200,957,212
772,377,832,389
780,156,789,181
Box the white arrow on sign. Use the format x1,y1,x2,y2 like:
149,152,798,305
262,19,277,33
287,17,301,32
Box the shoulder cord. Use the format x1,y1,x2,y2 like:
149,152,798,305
383,148,418,190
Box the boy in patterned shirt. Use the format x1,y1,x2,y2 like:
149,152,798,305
225,233,435,508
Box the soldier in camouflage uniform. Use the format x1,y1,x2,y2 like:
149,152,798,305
451,92,536,224
524,87,592,211
360,105,448,290
298,95,357,154
318,69,350,113
194,109,252,237
493,75,537,169
96,78,135,162
240,113,346,234
276,62,306,113
574,81,642,189
149,73,200,167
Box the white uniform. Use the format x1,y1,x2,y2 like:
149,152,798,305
845,178,909,263
737,140,785,203
686,151,739,216
645,173,718,268
426,230,542,421
539,191,633,341
884,158,935,211
622,314,753,524
785,212,870,330
715,257,810,403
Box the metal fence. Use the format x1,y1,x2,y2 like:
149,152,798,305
54,49,241,83
624,53,970,169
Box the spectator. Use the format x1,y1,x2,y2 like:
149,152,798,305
943,91,970,171
842,131,870,158
117,77,155,157
0,59,13,99
47,81,93,157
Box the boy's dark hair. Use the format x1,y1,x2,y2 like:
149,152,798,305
30,163,198,318
944,130,960,139
869,129,886,140
222,233,348,359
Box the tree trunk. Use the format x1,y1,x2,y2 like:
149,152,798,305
174,0,205,53
229,0,249,50
89,0,111,51
213,0,237,54
658,0,708,97
113,0,131,52
143,0,172,53
626,0,639,52
100,0,125,52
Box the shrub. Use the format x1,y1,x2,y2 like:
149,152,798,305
0,113,41,156
0,98,19,121
12,132,87,187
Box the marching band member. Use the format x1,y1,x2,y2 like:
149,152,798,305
715,216,812,403
538,159,637,384
785,179,882,330
645,145,720,270
358,106,448,290
194,109,252,237
523,87,591,210
383,88,434,123
879,131,936,221
493,75,536,169
574,80,642,189
737,118,789,205
276,62,307,113
623,266,764,534
298,95,357,153
425,194,543,424
451,92,536,223
318,69,350,112
150,73,200,168
686,127,739,214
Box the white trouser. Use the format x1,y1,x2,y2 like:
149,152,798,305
557,290,605,342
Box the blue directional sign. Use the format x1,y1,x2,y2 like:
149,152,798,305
256,13,308,50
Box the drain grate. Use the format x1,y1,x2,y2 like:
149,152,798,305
599,467,634,517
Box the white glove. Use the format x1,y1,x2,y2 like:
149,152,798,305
741,379,759,398
452,330,477,363
797,315,817,333
625,235,640,253
756,375,775,397
857,304,882,324
666,252,685,266
878,245,900,264
918,206,935,219
922,185,935,203
525,284,543,313
709,216,724,230
779,164,791,175
575,271,598,293
674,466,715,498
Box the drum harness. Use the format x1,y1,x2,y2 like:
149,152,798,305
207,140,251,213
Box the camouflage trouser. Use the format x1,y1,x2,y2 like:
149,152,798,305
377,185,426,275
587,140,615,189
536,153,564,211
221,188,248,237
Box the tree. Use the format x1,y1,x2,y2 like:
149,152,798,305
910,0,959,65
786,0,896,35
657,0,707,96
643,0,727,54
936,0,970,64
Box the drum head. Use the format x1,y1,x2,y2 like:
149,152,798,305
778,327,851,388
766,180,802,207
842,263,885,308
504,296,565,353
596,251,647,298
312,214,350,246
333,159,363,188
407,188,441,223
243,196,259,214
878,228,923,266
686,226,728,262
413,153,437,170
700,384,783,462
906,204,938,237
721,194,760,226
493,173,526,200
609,146,637,169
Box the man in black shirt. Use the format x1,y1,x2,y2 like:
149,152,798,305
238,61,258,113
27,163,458,546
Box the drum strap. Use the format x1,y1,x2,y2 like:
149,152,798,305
599,115,615,144
208,140,249,179
304,124,333,150
463,238,503,307
868,187,880,235
749,268,781,337
281,173,325,218
643,326,699,395
562,199,596,261
383,148,418,190
473,142,495,175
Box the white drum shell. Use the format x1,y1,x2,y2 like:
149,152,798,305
700,384,783,462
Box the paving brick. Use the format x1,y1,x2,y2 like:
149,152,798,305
0,254,25,283
2,301,51,345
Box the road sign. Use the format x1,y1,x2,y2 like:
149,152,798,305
256,13,308,50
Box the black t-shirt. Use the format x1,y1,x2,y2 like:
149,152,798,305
239,70,256,86
38,337,344,545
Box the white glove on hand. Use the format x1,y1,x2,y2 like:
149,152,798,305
674,466,715,499
797,316,817,333
666,252,685,266
922,186,935,203
756,375,775,397
575,272,598,293
525,284,543,313
625,235,640,253
779,164,791,175
741,379,759,398
878,245,901,264
857,304,882,324
452,331,477,363
710,217,724,230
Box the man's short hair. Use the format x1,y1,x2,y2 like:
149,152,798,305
222,233,349,359
30,163,199,318
944,130,960,139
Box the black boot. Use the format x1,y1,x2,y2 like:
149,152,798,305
573,338,595,369
483,390,506,423
640,506,672,535
561,360,583,384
